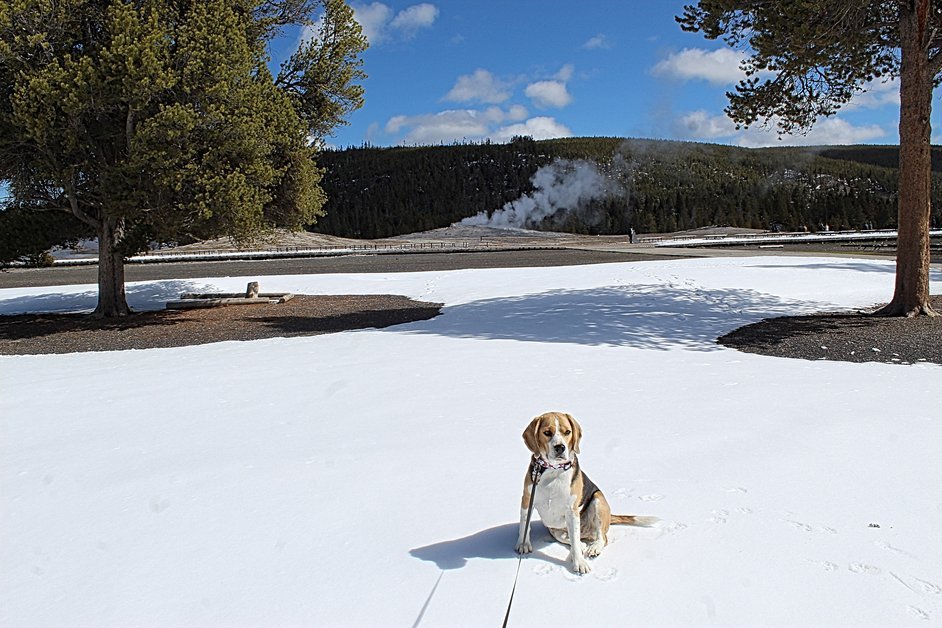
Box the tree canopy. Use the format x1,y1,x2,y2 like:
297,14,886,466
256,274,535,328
0,0,366,316
678,2,916,133
679,0,941,316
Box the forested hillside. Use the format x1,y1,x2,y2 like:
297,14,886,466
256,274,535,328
315,137,942,238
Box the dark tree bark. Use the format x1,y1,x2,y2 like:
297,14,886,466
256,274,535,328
877,0,937,316
93,217,131,318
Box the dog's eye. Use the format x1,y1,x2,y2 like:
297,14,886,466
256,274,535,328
563,430,571,435
543,430,553,437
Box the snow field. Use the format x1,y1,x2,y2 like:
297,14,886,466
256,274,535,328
1,256,940,626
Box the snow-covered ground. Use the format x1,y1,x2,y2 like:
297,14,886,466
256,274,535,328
653,228,942,247
2,256,940,627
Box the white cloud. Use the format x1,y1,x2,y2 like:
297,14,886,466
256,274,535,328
384,114,410,135
493,117,572,142
846,77,900,110
769,117,887,147
525,80,573,109
653,47,899,111
676,110,738,139
583,34,612,50
506,104,529,121
675,109,887,147
386,110,490,144
483,105,529,123
522,65,576,109
651,47,746,85
443,69,511,104
351,2,393,44
389,3,439,37
352,2,438,45
380,62,575,145
555,63,575,82
364,121,381,143
382,109,570,145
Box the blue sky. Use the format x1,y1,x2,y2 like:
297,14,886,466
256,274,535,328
272,1,930,149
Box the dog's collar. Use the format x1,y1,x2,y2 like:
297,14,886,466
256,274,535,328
533,456,573,472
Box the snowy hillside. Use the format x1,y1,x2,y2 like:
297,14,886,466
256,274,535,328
2,256,940,626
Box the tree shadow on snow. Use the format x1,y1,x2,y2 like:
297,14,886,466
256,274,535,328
753,260,942,281
409,522,567,570
0,279,212,315
394,284,822,350
753,260,893,274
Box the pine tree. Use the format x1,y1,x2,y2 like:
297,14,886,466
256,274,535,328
679,0,939,316
0,0,366,317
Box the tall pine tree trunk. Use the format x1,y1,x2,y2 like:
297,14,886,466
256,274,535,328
878,0,937,316
93,216,131,318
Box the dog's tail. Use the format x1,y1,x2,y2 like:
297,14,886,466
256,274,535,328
610,515,659,527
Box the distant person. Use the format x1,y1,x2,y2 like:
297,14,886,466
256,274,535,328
629,227,636,244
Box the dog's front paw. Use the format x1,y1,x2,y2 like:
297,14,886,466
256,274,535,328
570,553,592,574
584,540,604,557
515,540,532,555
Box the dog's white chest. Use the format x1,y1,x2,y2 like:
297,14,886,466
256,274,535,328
533,470,575,529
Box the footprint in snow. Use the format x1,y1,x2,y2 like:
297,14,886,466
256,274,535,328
563,570,585,583
915,578,942,595
656,521,688,538
784,519,814,532
891,572,942,596
906,606,931,621
532,563,557,577
875,541,918,559
709,510,729,524
149,497,171,514
784,519,835,534
849,562,882,575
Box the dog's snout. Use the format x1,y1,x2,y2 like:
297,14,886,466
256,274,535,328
553,443,565,455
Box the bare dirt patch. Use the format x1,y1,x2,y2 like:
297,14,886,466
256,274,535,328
718,296,942,365
0,295,442,355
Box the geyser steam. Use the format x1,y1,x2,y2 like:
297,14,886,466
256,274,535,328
460,158,622,230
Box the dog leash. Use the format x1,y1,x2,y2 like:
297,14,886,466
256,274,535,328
501,459,544,628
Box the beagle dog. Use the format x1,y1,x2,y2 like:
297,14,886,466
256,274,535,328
515,412,656,574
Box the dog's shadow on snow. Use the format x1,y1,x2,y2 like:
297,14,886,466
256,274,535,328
409,522,568,570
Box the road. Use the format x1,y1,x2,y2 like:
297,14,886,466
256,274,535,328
2,238,914,290
0,248,687,289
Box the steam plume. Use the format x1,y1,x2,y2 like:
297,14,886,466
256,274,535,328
461,158,622,230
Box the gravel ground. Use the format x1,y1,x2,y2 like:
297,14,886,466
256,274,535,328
0,249,677,289
718,296,942,365
0,295,441,355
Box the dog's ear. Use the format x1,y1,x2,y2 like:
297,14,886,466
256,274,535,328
565,413,582,454
522,416,542,454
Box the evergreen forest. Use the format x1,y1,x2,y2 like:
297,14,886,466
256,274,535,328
315,137,942,238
